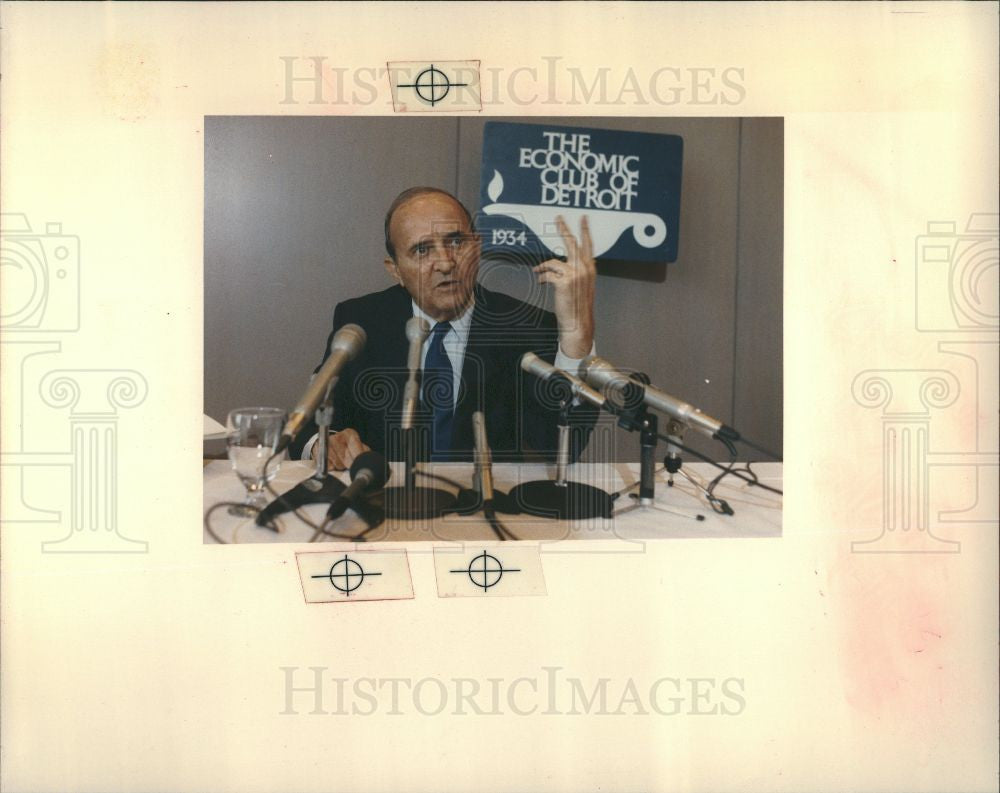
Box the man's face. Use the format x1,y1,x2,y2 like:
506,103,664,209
384,192,480,322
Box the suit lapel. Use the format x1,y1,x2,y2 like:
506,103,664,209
378,286,412,369
359,286,412,441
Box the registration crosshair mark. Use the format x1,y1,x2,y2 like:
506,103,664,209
397,65,468,106
450,550,520,591
311,554,381,596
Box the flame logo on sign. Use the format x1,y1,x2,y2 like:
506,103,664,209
482,168,667,257
487,169,504,202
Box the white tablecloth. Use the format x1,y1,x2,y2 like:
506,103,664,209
203,459,782,544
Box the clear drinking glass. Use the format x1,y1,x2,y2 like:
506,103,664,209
226,407,286,516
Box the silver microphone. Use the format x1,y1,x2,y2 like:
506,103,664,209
281,323,366,447
401,317,430,430
579,355,733,439
520,352,605,409
472,411,494,502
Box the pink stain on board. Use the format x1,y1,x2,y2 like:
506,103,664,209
828,552,953,722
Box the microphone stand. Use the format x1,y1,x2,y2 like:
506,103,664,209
659,419,734,516
450,469,519,515
450,412,519,516
663,419,685,485
255,393,347,530
612,391,702,521
382,422,457,521
508,398,614,520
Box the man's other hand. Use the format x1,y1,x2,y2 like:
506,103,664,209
533,215,596,359
314,428,371,470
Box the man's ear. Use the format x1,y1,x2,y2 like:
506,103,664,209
384,256,401,283
467,230,482,259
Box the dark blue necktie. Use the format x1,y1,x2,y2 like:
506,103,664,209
423,321,454,459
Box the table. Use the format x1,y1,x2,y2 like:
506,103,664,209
204,460,782,544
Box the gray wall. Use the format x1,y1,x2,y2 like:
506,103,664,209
205,116,782,462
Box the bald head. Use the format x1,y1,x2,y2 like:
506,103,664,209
382,188,481,322
384,187,473,262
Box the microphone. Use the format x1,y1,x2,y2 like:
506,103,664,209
278,323,366,451
579,355,738,441
383,316,456,520
472,411,495,503
448,411,518,517
326,450,391,520
401,317,430,430
508,353,613,520
520,352,606,410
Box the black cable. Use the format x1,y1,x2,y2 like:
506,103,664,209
485,507,518,541
708,460,758,504
485,509,506,541
204,501,251,544
703,460,744,515
260,448,330,534
601,397,779,490
699,440,742,516
417,469,519,540
737,435,783,462
414,468,465,491
658,432,783,495
206,449,344,543
206,445,291,542
309,518,370,543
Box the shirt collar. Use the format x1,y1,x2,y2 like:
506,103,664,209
411,295,475,343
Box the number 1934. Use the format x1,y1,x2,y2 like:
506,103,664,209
491,229,527,246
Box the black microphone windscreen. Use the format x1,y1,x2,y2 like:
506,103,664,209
349,450,391,489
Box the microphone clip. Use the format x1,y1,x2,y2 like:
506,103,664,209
604,370,650,433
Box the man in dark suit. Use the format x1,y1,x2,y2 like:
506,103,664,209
296,186,597,469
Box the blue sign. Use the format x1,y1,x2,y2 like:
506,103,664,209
478,122,682,263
